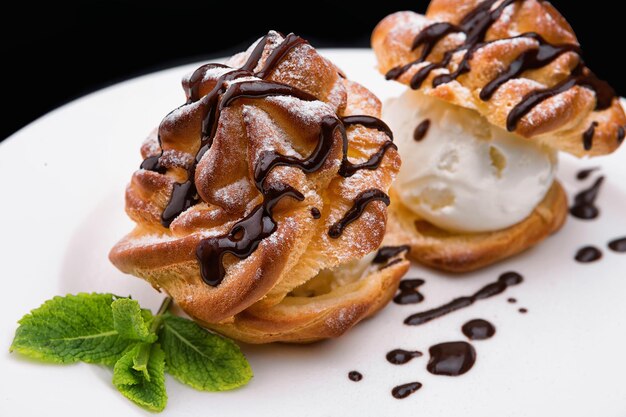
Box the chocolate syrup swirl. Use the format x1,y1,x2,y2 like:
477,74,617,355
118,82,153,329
583,121,598,151
413,119,430,141
576,167,599,180
608,237,626,253
462,319,495,340
574,246,602,263
570,176,604,220
391,382,422,399
394,279,425,305
404,271,523,325
386,0,616,133
427,341,476,376
386,349,423,365
140,33,394,286
372,245,410,264
328,189,390,238
339,116,396,178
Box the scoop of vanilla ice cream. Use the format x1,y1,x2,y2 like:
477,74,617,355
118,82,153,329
384,90,557,233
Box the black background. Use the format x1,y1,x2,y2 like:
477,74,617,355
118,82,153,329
2,1,621,141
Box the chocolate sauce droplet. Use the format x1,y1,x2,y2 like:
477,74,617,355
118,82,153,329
394,291,425,305
394,279,426,305
427,341,476,376
405,271,522,325
583,121,598,151
391,382,422,399
311,207,321,219
576,167,599,180
386,349,423,365
462,319,496,340
608,237,626,253
570,176,604,220
348,371,363,382
413,119,431,141
507,297,517,303
575,246,602,263
328,189,390,238
518,308,528,314
373,245,410,264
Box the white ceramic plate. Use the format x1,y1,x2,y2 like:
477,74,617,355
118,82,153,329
1,50,625,417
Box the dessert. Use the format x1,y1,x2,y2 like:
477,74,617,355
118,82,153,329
109,31,406,343
372,0,626,271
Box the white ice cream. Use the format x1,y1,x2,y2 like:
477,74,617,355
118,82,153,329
384,90,557,233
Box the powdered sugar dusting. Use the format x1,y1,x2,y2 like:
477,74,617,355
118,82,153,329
266,96,334,124
213,178,254,208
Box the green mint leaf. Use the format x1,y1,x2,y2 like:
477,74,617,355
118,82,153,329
10,293,132,365
111,298,157,343
159,314,252,391
113,343,167,412
132,342,153,381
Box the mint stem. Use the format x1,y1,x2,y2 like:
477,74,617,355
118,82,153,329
150,297,173,333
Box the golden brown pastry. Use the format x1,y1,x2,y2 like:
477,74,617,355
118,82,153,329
372,0,625,271
110,31,407,343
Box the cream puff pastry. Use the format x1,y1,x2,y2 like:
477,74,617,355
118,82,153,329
110,31,407,343
372,0,625,271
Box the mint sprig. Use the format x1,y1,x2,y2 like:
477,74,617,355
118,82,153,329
10,294,253,412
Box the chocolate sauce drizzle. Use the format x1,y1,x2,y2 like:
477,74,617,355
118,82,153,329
582,121,598,151
574,246,603,263
427,342,476,376
338,116,396,178
570,176,604,220
386,349,423,365
404,271,523,325
328,189,390,238
140,33,393,286
576,167,599,180
608,237,626,253
386,0,616,133
394,278,425,305
413,119,430,141
372,245,410,264
391,382,422,399
507,63,615,132
462,319,495,340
